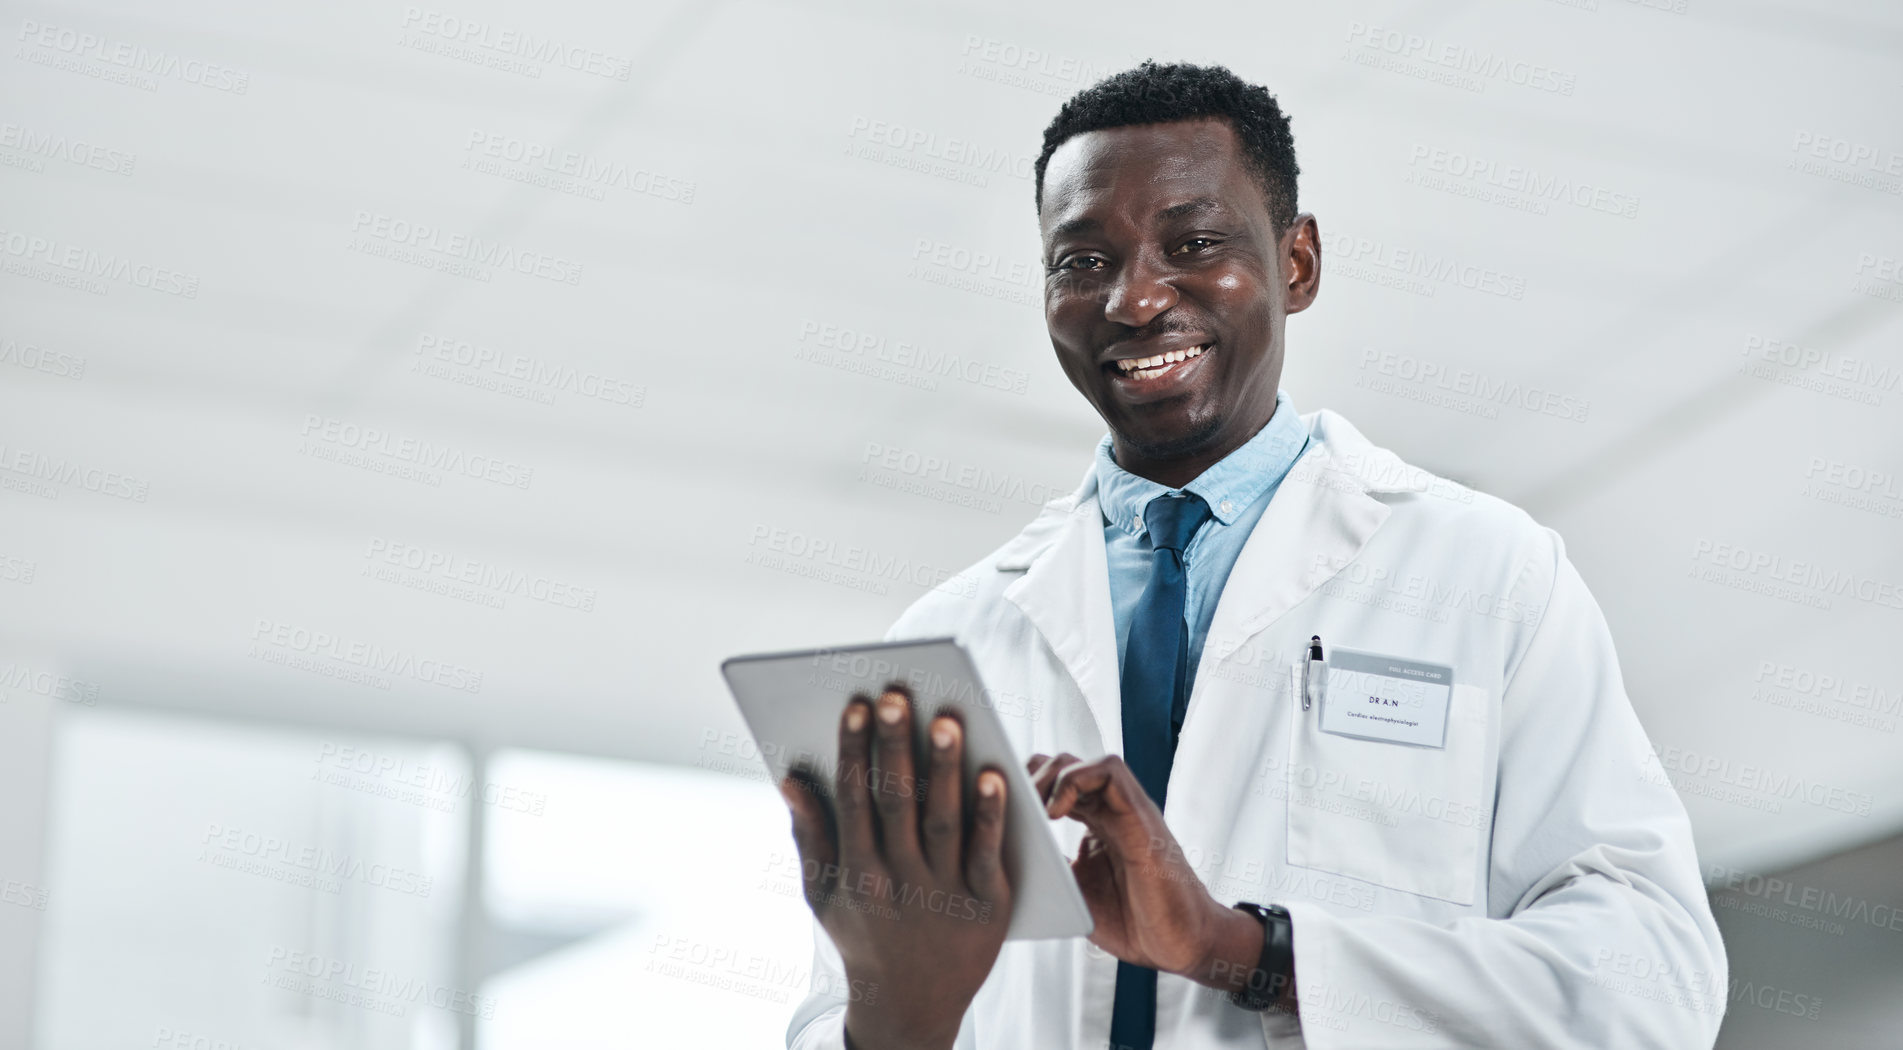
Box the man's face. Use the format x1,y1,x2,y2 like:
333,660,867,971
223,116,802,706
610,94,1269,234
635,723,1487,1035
1039,118,1317,471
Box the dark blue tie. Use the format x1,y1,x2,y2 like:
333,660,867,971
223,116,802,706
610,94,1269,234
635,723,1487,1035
1108,492,1213,1050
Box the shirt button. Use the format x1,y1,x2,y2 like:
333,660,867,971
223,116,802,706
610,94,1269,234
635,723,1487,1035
1219,499,1234,515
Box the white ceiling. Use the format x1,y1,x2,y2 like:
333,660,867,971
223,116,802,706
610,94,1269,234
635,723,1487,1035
3,0,1900,875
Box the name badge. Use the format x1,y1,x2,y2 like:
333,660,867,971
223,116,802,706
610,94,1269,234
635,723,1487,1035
1318,647,1454,748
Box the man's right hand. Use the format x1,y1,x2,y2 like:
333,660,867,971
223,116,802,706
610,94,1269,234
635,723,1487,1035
780,684,1013,1050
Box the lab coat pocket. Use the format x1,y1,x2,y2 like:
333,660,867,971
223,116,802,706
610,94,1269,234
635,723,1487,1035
1283,660,1488,905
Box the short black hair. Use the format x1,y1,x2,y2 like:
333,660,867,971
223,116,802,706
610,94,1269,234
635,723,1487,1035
1034,60,1300,234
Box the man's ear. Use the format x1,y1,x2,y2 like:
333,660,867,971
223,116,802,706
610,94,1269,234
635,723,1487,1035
1283,213,1321,315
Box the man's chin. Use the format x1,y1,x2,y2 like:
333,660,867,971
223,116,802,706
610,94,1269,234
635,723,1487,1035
1111,412,1227,464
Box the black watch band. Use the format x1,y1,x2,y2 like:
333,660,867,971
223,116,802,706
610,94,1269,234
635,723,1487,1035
1228,902,1294,1011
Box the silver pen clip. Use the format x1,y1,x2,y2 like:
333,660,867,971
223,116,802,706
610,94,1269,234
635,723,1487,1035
1302,635,1325,711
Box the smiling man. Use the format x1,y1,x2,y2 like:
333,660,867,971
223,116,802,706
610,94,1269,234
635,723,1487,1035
780,61,1725,1050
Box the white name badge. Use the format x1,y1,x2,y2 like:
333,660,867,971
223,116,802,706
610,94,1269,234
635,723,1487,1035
1318,647,1454,748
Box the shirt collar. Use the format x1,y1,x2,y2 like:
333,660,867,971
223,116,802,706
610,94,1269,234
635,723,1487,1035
1094,390,1310,538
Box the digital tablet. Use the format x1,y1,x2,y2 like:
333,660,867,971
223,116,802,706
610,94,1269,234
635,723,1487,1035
720,636,1094,942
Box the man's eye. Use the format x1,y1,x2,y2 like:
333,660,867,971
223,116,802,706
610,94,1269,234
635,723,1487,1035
1173,238,1216,254
1059,256,1105,271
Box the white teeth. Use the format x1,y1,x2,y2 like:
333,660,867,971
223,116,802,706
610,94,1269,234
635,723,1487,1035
1117,344,1206,374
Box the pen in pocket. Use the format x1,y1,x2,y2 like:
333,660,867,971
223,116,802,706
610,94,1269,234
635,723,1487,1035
1302,635,1325,711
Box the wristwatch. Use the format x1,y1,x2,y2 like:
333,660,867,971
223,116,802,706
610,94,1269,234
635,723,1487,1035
1228,902,1295,1011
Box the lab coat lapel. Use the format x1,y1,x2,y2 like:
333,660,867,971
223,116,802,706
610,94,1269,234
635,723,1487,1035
1202,414,1393,664
1002,484,1125,755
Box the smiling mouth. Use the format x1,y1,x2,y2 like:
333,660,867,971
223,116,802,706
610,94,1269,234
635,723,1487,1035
1109,343,1210,382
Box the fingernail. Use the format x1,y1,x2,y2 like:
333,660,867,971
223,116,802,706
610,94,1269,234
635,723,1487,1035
878,693,905,723
932,720,956,749
845,704,867,731
980,772,1001,797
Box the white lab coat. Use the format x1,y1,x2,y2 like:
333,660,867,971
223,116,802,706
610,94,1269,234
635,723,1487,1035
787,408,1726,1049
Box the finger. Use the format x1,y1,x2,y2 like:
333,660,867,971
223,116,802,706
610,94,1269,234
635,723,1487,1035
1026,752,1065,792
870,685,924,874
1047,757,1118,821
1030,752,1075,793
833,695,878,867
780,769,837,913
965,768,1010,905
921,713,964,881
1031,752,1082,804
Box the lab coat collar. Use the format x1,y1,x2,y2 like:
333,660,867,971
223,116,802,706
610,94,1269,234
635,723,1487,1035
999,409,1395,753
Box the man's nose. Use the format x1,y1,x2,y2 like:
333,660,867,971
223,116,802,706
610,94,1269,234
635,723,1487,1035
1103,256,1179,328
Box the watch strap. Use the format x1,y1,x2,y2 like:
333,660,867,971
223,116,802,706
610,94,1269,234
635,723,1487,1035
1227,902,1294,1011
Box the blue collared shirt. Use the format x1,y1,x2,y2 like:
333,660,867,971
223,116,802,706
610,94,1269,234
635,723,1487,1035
1097,390,1310,694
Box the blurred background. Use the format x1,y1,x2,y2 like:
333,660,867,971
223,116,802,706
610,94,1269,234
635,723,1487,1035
2,0,1900,1046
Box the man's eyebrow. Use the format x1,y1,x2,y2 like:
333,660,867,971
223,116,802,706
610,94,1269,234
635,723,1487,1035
1050,214,1100,239
1048,196,1228,240
1154,196,1225,223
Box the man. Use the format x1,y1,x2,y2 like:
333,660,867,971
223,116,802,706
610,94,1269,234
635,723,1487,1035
779,61,1725,1049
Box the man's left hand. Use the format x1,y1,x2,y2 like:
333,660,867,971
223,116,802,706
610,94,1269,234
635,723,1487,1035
1026,752,1272,994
